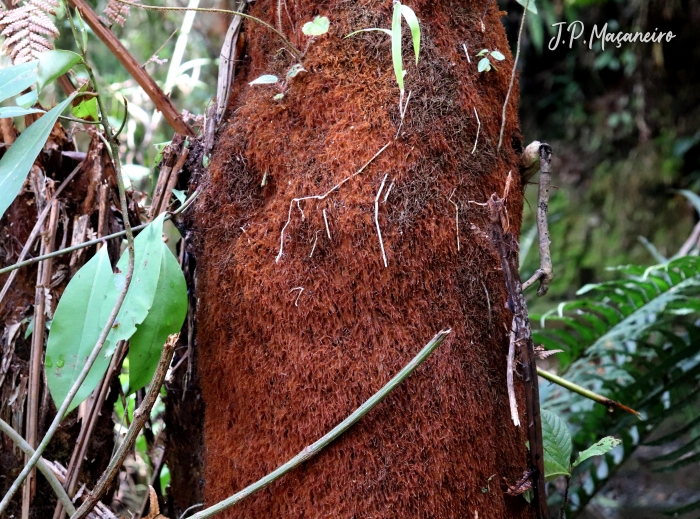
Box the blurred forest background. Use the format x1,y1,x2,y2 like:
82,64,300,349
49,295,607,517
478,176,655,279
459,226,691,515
2,0,699,517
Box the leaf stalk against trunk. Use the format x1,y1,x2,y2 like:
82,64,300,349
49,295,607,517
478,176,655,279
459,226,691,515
187,329,451,519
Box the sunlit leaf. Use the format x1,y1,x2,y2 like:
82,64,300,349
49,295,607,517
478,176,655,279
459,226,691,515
572,437,621,467
45,247,116,414
541,409,572,480
0,61,38,103
249,75,279,85
302,15,330,36
71,96,99,122
391,1,403,92
128,241,187,392
103,214,168,355
400,4,420,64
0,94,76,220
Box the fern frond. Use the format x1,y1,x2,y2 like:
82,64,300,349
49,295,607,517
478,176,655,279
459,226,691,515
102,0,138,27
535,255,700,515
0,0,58,63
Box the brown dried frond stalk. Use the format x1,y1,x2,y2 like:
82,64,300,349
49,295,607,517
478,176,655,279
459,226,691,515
0,0,59,63
102,0,138,27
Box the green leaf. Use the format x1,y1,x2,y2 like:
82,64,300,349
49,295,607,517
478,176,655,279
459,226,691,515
249,75,279,86
572,437,621,468
674,189,700,218
103,214,168,355
286,64,307,79
477,57,491,72
476,49,489,57
0,107,45,118
0,94,76,220
128,241,187,392
74,10,89,53
541,409,572,480
345,28,393,38
391,1,403,92
490,50,506,61
71,96,99,121
172,189,186,204
36,50,82,93
15,90,38,109
400,4,420,65
45,247,116,414
301,15,330,36
516,0,538,14
0,61,38,103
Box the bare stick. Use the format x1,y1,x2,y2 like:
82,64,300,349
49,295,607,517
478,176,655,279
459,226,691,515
70,336,177,519
462,43,470,63
537,368,639,417
471,107,480,155
187,329,451,519
522,144,553,296
507,318,520,427
677,219,700,257
309,230,320,258
323,209,331,240
382,180,394,203
448,188,460,252
374,174,389,267
276,143,390,263
0,164,81,303
290,287,304,307
497,0,530,151
0,419,76,515
394,91,412,140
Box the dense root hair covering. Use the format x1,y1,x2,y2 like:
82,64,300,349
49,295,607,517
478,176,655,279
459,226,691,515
194,0,532,517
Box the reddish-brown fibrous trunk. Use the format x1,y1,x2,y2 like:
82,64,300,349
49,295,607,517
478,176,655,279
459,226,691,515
194,0,532,517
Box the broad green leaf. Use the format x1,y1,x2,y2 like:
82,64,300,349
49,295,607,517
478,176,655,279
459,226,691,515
45,247,116,414
0,61,38,103
400,4,420,64
572,437,621,468
541,409,572,480
477,57,491,72
103,214,167,355
516,0,538,14
345,28,393,38
391,1,403,92
302,15,330,36
476,49,489,56
71,96,99,121
249,75,279,86
0,94,76,220
0,107,45,118
36,50,82,93
490,50,506,61
128,242,187,392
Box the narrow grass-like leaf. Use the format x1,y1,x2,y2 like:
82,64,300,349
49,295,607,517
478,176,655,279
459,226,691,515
572,437,621,468
674,189,700,217
400,4,420,64
103,214,167,355
0,107,45,118
0,61,37,103
0,94,76,220
36,50,82,93
541,409,572,480
392,1,403,92
45,247,116,414
128,242,187,392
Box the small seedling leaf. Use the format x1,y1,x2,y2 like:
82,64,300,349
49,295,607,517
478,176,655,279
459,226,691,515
572,437,621,468
541,409,572,480
490,50,506,61
476,48,489,57
273,93,285,100
477,57,491,72
127,241,187,392
302,15,330,36
249,75,279,86
0,61,38,104
516,0,538,15
45,247,116,414
0,93,76,220
286,64,307,79
391,1,403,92
400,4,421,65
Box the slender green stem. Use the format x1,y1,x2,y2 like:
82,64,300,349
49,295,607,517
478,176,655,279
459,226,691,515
537,367,640,417
0,419,76,516
0,12,138,512
113,0,303,61
0,190,198,277
188,329,451,519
